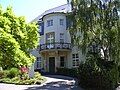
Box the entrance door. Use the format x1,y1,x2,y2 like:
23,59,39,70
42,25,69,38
60,56,65,67
49,57,55,73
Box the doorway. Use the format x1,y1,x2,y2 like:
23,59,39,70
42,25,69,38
49,57,55,73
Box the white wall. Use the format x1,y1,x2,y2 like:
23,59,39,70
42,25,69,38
33,13,85,69
30,49,40,69
42,13,71,43
39,35,44,44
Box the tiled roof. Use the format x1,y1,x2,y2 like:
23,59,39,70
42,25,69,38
31,4,71,22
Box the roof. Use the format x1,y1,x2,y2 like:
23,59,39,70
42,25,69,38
31,4,71,22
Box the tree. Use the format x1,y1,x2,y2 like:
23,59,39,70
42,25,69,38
0,6,39,69
69,0,120,89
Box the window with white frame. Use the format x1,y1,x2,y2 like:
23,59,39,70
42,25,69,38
60,19,64,25
46,32,55,48
47,20,53,27
36,57,41,69
60,33,64,43
46,32,55,44
72,53,79,67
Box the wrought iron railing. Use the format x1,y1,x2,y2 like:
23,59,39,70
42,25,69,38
39,42,71,51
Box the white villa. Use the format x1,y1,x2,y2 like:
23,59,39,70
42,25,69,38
31,3,85,73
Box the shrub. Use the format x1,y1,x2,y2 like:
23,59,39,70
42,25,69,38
56,67,78,77
21,73,29,80
7,68,19,78
0,70,9,79
20,66,29,73
0,78,11,83
11,77,20,83
0,72,46,85
0,67,3,71
18,79,34,85
0,71,4,79
34,72,42,79
19,72,29,80
78,62,113,90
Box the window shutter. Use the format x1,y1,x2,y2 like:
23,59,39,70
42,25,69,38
38,22,44,35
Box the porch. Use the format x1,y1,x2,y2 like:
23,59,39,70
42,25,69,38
40,51,71,73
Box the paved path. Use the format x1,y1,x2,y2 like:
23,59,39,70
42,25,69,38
0,75,83,90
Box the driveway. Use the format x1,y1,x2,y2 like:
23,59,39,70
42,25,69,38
0,75,83,90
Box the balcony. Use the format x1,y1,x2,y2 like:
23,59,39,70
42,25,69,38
40,42,71,51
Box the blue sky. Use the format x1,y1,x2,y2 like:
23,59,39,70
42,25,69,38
0,0,67,22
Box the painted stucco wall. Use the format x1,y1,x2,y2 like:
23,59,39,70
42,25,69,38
30,50,40,69
43,13,70,43
32,13,85,70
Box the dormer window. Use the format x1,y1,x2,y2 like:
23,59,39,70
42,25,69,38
60,19,64,25
47,20,53,27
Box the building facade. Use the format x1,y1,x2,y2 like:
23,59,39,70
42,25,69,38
31,4,85,73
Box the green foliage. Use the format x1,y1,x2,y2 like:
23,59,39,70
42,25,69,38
0,71,4,79
0,6,39,69
20,72,29,80
34,72,42,79
56,67,79,77
78,59,114,90
0,78,11,83
70,0,120,89
0,68,19,79
7,68,19,78
0,70,9,79
0,67,3,71
0,71,45,85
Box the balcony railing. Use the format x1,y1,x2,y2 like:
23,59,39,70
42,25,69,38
40,42,71,51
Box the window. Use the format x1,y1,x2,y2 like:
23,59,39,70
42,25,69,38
46,32,55,44
89,43,99,53
46,32,55,48
60,57,65,67
72,54,79,67
60,33,64,43
47,20,53,27
60,19,64,25
36,57,41,69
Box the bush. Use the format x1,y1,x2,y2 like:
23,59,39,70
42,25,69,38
0,70,46,85
0,70,9,79
7,68,19,78
78,62,113,90
0,67,3,71
0,78,11,83
34,72,41,79
3,70,9,77
11,77,20,83
0,71,4,79
21,73,29,80
18,79,35,85
56,67,78,77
